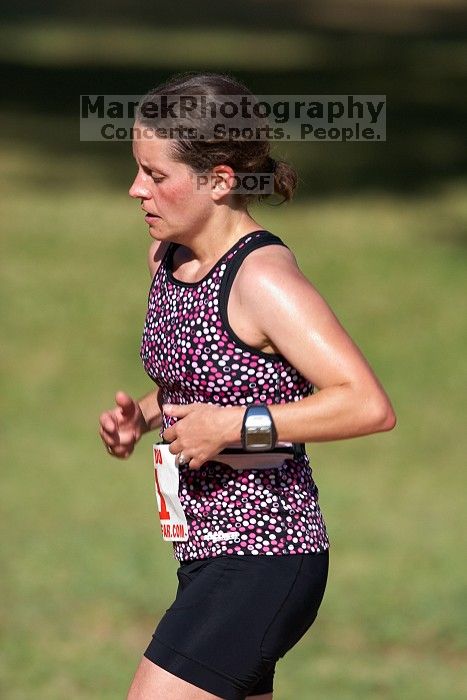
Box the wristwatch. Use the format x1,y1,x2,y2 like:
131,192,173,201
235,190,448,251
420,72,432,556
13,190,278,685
241,405,277,451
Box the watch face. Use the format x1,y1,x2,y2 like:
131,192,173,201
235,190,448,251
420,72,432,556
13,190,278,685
245,427,272,450
242,405,275,451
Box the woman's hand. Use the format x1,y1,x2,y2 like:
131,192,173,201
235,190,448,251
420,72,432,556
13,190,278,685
162,402,242,470
99,391,148,459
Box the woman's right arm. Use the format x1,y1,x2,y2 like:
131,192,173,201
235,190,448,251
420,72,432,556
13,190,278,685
100,239,168,458
138,388,163,434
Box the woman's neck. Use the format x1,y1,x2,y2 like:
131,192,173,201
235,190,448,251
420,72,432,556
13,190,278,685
177,212,260,266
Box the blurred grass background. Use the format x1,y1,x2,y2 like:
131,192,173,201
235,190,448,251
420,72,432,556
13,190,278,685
1,1,466,698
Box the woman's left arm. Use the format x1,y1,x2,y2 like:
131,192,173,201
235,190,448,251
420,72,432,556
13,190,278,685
222,245,397,445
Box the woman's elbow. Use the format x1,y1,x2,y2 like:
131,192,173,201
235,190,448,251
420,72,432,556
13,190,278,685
371,399,397,432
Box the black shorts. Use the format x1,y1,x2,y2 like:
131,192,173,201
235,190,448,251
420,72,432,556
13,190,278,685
144,550,329,699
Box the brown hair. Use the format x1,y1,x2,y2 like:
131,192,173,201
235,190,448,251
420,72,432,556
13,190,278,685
136,71,297,204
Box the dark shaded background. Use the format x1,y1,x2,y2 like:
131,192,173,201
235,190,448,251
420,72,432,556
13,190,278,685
1,0,466,202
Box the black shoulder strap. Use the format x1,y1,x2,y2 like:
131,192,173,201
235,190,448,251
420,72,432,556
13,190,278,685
220,231,288,307
218,231,289,363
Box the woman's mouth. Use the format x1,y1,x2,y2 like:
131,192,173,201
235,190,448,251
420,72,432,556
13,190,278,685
144,213,161,223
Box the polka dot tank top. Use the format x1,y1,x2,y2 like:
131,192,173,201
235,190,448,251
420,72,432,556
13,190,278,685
140,229,330,562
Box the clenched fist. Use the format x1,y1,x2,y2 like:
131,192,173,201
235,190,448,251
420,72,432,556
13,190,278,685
99,391,148,459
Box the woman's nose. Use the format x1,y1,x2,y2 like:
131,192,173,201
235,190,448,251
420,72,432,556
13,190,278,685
129,174,151,199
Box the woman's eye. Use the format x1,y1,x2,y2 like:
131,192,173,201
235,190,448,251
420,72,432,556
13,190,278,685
151,174,165,183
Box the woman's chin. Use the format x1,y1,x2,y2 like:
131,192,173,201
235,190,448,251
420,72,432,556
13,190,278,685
148,221,164,236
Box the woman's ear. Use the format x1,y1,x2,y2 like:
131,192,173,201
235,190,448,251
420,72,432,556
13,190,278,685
210,165,236,201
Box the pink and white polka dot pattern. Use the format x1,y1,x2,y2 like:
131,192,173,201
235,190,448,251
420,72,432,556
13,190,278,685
140,230,330,561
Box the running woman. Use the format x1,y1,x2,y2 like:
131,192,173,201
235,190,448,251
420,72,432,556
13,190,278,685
99,72,396,700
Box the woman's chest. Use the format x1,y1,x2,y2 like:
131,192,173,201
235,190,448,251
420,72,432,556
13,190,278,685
145,275,278,356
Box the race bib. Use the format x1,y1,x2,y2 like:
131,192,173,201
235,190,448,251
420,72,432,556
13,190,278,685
152,443,189,541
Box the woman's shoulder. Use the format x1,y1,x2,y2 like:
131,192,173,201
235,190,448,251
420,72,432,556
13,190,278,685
234,237,321,309
147,239,171,278
237,235,299,277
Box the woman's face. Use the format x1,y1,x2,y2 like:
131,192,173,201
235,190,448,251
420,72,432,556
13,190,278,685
129,128,212,241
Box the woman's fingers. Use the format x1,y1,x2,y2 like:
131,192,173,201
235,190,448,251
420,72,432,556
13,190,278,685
102,431,135,458
100,411,118,434
99,410,136,452
115,391,137,420
99,412,118,445
168,439,181,456
108,443,134,459
166,441,204,470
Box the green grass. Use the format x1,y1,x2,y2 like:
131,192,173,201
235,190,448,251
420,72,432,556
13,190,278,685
1,140,466,699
